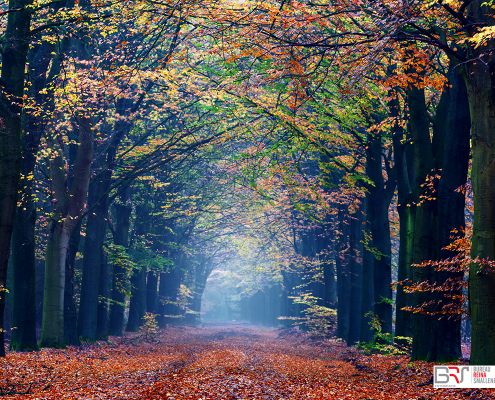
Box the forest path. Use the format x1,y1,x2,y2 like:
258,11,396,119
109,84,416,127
0,325,487,399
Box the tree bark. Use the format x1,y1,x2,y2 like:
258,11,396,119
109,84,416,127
409,86,437,361
348,202,364,345
108,187,132,336
336,209,350,341
428,66,470,362
41,220,72,347
0,0,33,357
360,198,374,343
64,221,81,345
146,271,159,314
464,3,495,364
158,267,180,327
78,182,107,340
395,203,415,339
321,228,337,307
391,90,415,342
126,266,147,332
126,204,150,332
366,130,395,337
11,204,38,351
97,250,109,339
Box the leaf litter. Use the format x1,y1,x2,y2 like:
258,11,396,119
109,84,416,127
0,326,493,399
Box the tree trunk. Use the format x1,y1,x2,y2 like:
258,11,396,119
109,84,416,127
126,204,150,332
78,183,107,340
126,266,147,332
348,202,364,345
146,271,159,314
97,250,109,339
395,203,415,340
0,0,33,357
429,66,470,362
322,229,337,307
158,268,180,327
187,293,203,326
40,221,72,347
391,89,415,342
464,4,495,363
108,188,132,336
336,210,350,341
188,257,213,326
77,183,106,341
64,221,81,345
360,199,374,343
280,271,290,324
11,203,38,351
366,131,395,337
409,87,437,361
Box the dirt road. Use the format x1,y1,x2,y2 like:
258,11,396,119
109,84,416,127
0,325,490,399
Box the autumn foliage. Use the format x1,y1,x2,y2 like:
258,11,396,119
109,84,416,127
1,0,495,389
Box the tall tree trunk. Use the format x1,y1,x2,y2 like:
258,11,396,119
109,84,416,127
428,67,470,361
188,257,213,326
366,131,395,337
321,228,337,307
78,183,106,340
280,271,291,324
360,198,374,343
467,88,495,364
41,221,72,347
348,202,364,345
158,267,180,327
97,250,109,339
126,266,147,332
336,210,350,341
146,271,159,314
391,90,415,342
145,206,169,321
0,0,33,357
409,87,437,361
64,221,81,345
41,0,99,347
464,3,495,364
63,109,84,346
188,295,203,325
268,284,280,326
108,187,132,336
395,203,415,340
11,203,38,351
126,204,150,332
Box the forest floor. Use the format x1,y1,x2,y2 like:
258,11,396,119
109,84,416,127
0,324,493,399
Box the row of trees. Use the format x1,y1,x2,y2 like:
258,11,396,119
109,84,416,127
193,0,488,363
0,0,242,353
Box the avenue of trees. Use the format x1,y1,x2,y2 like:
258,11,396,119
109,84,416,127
0,0,494,365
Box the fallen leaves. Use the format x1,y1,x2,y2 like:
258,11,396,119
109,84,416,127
0,326,493,399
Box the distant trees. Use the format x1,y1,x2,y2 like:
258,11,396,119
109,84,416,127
201,0,480,363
